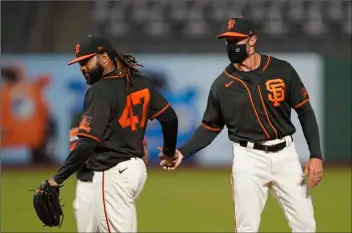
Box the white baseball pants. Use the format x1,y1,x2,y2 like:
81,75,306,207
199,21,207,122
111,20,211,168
73,180,94,232
87,157,147,233
231,135,316,232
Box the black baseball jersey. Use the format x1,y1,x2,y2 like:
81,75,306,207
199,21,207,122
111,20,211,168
70,111,94,182
76,70,171,171
203,54,310,142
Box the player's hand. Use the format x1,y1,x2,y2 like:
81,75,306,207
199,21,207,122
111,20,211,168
48,178,59,186
157,147,183,171
303,158,323,188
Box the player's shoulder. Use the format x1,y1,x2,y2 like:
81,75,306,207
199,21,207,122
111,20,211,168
85,83,103,98
265,55,300,83
265,54,295,71
211,63,233,93
132,73,158,91
83,84,109,104
134,73,153,85
210,65,232,92
88,77,124,96
89,78,110,91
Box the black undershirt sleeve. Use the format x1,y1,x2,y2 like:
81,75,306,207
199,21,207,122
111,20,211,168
288,64,322,160
295,102,322,160
149,83,178,158
53,138,97,184
155,105,178,158
178,125,220,159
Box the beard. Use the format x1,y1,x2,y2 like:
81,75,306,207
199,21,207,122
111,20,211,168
83,63,104,85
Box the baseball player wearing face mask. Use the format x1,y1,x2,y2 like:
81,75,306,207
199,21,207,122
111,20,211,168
159,17,323,233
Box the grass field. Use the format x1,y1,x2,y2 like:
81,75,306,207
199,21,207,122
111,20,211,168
1,167,351,232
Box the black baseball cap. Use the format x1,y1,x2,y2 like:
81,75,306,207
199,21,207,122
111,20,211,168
68,35,114,65
216,17,256,39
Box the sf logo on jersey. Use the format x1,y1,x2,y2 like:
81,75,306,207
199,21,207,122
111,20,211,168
266,79,285,107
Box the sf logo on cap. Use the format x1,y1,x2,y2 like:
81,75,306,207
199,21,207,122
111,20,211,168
228,19,235,30
75,44,80,55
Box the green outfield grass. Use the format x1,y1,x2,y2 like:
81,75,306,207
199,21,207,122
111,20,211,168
1,167,351,232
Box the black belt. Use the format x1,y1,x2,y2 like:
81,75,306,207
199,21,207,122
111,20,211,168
239,140,287,152
78,178,92,182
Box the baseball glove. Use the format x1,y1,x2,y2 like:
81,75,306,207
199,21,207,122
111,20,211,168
31,180,64,228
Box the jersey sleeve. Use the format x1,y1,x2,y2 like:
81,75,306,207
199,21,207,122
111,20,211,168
201,88,225,131
148,85,171,121
288,65,310,109
77,88,111,143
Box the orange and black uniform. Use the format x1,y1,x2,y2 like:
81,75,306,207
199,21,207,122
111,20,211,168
179,55,322,159
54,70,178,184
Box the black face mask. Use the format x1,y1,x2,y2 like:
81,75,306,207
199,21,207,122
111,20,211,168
226,42,249,64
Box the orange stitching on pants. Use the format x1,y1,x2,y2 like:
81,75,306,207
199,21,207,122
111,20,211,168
231,166,237,232
102,172,112,233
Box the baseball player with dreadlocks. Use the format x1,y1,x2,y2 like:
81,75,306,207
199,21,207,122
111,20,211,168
43,35,179,232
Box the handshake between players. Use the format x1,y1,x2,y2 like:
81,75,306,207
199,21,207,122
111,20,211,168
158,147,184,171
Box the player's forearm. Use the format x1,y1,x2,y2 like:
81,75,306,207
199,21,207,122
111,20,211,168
157,106,178,157
53,138,97,184
178,125,219,159
296,102,322,160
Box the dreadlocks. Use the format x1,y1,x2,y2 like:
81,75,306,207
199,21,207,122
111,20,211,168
108,50,143,92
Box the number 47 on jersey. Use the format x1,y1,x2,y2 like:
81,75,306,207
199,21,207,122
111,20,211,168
118,89,150,131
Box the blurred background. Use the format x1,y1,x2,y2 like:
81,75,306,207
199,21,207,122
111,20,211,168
1,0,351,232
